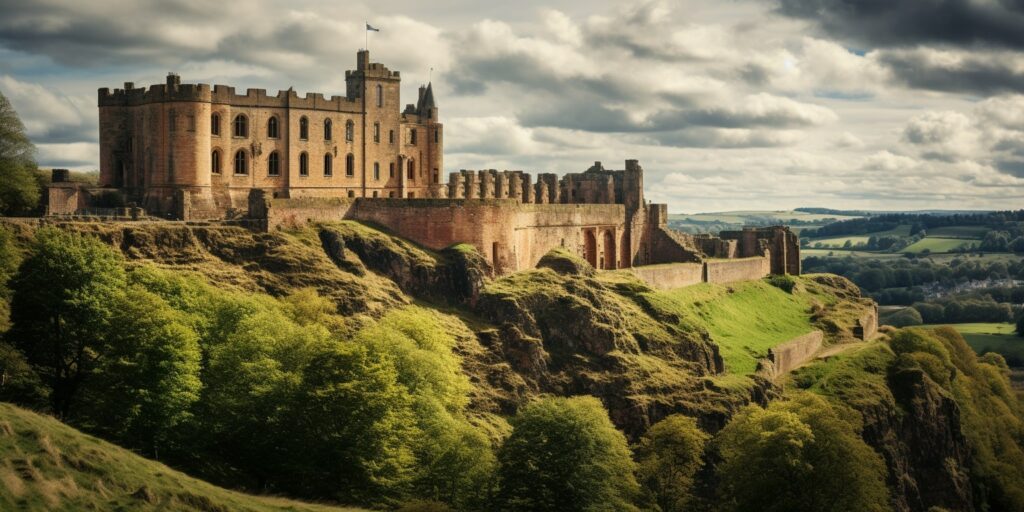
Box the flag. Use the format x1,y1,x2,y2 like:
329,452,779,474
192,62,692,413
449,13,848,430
366,23,380,32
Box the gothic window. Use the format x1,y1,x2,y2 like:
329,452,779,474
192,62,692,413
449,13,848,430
299,116,309,140
373,122,380,143
233,114,248,137
211,150,221,174
345,120,354,142
324,119,333,141
410,128,417,145
234,150,248,174
268,151,280,176
346,153,355,177
376,84,384,108
407,159,415,180
299,152,309,176
373,162,380,181
211,113,221,136
267,116,279,138
324,153,333,177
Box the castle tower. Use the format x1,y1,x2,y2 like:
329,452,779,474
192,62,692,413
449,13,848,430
346,50,402,197
418,82,444,196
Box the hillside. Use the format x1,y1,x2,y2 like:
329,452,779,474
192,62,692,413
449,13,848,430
0,402,365,511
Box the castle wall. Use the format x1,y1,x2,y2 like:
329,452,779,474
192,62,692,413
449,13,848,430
704,257,771,284
630,263,704,290
757,330,824,380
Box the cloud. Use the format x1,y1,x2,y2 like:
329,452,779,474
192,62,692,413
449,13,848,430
877,47,1024,95
773,0,1024,49
0,75,95,144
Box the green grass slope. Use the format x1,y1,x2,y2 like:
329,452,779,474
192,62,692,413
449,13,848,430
0,402,365,512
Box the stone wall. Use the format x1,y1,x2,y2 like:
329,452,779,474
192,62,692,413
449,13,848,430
704,257,771,284
757,330,824,380
262,194,356,231
855,304,879,340
630,263,704,290
47,185,85,215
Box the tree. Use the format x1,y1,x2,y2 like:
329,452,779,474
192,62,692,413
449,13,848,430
885,307,923,328
496,396,641,512
0,91,40,216
635,414,709,512
714,393,889,512
1017,314,1024,338
76,286,202,456
7,228,125,418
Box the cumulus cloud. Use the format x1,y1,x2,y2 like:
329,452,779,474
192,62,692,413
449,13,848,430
0,75,94,144
877,47,1024,95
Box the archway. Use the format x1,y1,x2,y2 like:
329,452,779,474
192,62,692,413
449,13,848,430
584,230,597,268
603,230,616,270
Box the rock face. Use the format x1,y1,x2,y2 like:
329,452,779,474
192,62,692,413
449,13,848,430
861,367,974,512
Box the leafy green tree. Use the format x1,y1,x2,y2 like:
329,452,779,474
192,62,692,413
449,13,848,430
714,393,888,512
0,91,40,216
886,307,923,328
635,414,709,512
7,228,125,417
77,286,201,456
496,395,641,512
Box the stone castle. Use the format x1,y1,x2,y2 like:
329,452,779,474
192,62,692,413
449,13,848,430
47,50,800,279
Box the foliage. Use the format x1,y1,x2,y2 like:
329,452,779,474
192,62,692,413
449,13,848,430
713,392,889,512
496,396,641,512
7,228,126,418
884,307,923,327
635,414,709,512
1017,315,1024,337
767,274,796,293
0,91,40,216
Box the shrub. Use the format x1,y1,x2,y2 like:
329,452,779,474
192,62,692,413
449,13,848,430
767,274,797,293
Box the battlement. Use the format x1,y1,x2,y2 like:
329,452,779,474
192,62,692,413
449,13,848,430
99,76,363,111
443,160,642,207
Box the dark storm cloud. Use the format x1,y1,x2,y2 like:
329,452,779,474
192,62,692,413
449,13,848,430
879,50,1024,94
995,159,1024,178
774,0,1024,49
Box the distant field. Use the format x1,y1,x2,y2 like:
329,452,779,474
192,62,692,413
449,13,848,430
928,226,988,238
902,237,974,253
801,249,904,259
927,323,1023,366
671,210,862,224
805,224,911,248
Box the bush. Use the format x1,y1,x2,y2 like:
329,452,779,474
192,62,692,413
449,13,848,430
767,274,796,293
884,307,923,328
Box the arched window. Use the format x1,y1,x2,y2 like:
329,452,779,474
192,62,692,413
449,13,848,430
211,150,221,174
324,154,333,177
234,150,247,174
324,119,333,141
267,116,279,138
389,129,395,144
211,113,221,136
407,159,415,180
268,151,280,176
410,128,417,145
373,122,380,143
299,152,309,176
299,116,309,140
373,162,380,181
233,114,248,137
345,153,355,177
376,84,383,108
345,120,354,142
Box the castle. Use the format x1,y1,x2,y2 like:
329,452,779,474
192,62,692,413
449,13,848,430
47,50,800,280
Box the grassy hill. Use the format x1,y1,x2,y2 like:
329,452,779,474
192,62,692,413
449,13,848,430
0,402,365,512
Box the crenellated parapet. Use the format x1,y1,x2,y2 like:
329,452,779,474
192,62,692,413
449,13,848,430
442,161,642,207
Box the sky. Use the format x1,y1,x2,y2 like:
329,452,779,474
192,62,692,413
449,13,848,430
1,0,1023,213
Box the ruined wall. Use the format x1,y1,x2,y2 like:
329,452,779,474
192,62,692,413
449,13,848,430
704,257,771,284
757,330,824,380
46,185,86,215
630,263,704,290
262,195,356,231
855,304,879,340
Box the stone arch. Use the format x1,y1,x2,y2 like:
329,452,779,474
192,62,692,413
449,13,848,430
603,229,616,270
620,231,631,269
584,230,597,268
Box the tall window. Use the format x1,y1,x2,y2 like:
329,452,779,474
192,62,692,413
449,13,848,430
324,119,333,141
324,154,333,177
345,120,354,142
234,150,247,174
211,150,221,174
389,162,395,177
434,128,439,143
346,153,355,177
211,113,221,136
407,159,415,180
389,129,395,144
376,84,384,107
409,128,417,145
299,116,309,140
373,122,380,143
268,151,280,176
187,115,195,132
233,114,248,137
299,152,309,176
373,162,380,181
267,116,279,138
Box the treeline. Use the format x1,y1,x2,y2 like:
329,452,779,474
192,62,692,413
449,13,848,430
803,255,1024,305
795,207,873,217
802,210,1024,239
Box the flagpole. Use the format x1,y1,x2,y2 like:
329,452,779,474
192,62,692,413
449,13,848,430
365,20,368,51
